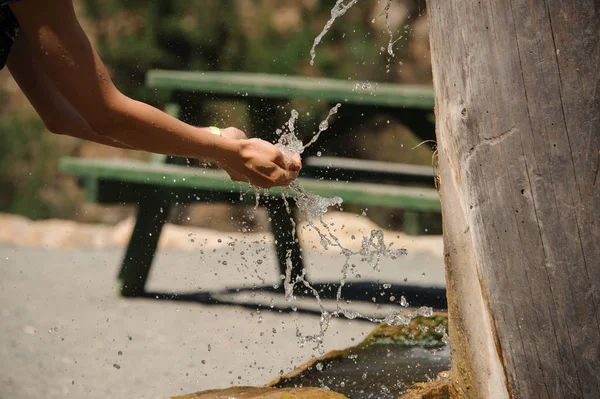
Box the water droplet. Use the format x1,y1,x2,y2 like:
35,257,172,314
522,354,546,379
418,306,433,317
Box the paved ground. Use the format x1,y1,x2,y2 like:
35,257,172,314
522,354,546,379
0,234,444,399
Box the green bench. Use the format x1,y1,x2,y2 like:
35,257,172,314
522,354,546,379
59,70,440,297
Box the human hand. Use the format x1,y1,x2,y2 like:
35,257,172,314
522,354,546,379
214,127,250,182
219,127,247,141
219,137,302,188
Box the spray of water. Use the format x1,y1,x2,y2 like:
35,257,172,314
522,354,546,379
377,0,401,57
241,1,438,352
258,105,436,353
310,0,402,66
309,0,360,66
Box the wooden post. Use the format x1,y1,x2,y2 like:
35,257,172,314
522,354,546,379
426,0,599,397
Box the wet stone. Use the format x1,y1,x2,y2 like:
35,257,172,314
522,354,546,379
269,316,449,399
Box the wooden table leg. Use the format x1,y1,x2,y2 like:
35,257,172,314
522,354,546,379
265,197,304,287
403,210,421,236
117,198,171,297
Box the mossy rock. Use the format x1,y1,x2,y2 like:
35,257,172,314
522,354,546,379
171,386,348,399
175,315,449,399
269,314,449,389
359,314,449,349
400,371,450,399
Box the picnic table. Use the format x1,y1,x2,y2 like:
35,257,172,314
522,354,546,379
59,70,440,297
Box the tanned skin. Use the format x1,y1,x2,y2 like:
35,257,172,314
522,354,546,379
6,0,301,188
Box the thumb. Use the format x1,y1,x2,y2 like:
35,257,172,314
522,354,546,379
289,153,302,171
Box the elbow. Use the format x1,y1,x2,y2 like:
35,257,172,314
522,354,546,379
87,123,114,138
83,94,127,138
42,115,98,141
86,113,118,138
43,118,71,136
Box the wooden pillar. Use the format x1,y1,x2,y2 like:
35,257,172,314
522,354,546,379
426,0,599,397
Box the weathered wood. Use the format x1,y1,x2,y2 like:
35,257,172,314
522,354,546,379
427,0,599,397
58,157,442,212
146,70,435,109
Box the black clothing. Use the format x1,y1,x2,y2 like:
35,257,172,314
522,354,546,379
0,0,19,70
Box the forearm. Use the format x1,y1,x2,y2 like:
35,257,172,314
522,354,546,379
95,94,239,161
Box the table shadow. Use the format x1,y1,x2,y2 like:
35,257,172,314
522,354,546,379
138,281,447,323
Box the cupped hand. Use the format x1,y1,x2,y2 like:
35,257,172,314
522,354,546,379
219,137,302,188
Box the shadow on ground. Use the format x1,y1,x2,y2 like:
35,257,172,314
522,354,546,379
139,282,447,322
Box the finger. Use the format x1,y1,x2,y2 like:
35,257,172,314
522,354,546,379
246,170,276,189
225,165,274,189
217,162,250,183
272,149,289,169
273,150,302,173
274,168,298,187
290,153,302,171
227,169,250,183
228,171,249,183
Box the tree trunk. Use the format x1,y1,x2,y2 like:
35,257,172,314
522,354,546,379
426,0,599,397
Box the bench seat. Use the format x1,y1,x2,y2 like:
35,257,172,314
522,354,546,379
146,70,435,109
59,157,441,212
59,69,439,298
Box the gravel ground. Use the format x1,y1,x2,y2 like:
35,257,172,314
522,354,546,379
0,237,444,399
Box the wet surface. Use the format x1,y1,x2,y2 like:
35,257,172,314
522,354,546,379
275,344,450,399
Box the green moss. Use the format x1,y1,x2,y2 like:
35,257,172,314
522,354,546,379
359,315,449,349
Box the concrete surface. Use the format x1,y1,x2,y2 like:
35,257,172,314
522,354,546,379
0,231,444,399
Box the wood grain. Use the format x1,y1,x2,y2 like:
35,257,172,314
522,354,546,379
427,0,599,397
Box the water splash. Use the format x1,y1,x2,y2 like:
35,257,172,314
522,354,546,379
283,250,296,302
303,103,341,150
309,0,360,66
376,0,401,57
311,0,404,66
233,104,432,353
264,105,432,353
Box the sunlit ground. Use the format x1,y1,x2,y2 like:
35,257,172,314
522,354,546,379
0,212,444,399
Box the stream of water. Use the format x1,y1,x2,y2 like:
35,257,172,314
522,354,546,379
310,0,397,66
242,103,434,354
232,0,441,355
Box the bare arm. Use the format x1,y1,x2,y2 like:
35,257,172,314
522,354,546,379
9,0,301,187
10,0,232,159
7,33,134,149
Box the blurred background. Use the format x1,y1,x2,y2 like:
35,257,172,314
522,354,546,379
0,0,434,233
0,2,449,398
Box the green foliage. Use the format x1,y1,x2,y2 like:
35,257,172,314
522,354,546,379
81,1,416,103
80,0,434,158
0,115,75,219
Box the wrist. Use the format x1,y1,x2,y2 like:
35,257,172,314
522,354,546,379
211,133,243,165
